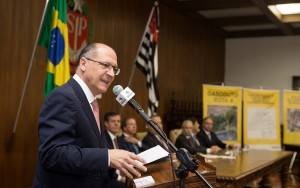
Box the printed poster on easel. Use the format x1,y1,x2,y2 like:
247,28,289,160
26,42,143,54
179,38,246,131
243,89,281,150
202,85,242,146
283,90,300,145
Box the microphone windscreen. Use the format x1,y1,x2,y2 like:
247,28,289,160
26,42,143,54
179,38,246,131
112,85,123,95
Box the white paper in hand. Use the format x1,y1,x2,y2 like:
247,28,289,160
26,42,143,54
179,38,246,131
137,145,169,164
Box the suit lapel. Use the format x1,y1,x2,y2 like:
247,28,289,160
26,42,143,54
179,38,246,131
68,78,105,147
99,120,108,148
117,136,123,149
104,131,114,149
210,133,216,146
150,133,161,145
201,130,211,147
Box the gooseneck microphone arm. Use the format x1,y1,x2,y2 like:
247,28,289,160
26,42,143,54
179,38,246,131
128,98,213,188
113,85,213,188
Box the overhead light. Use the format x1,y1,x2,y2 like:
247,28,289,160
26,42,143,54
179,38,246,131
276,3,300,15
268,3,300,23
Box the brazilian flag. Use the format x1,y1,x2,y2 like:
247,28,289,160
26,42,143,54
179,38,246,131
39,0,70,96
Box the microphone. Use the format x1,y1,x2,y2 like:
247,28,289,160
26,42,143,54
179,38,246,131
112,84,172,148
112,85,151,121
113,85,135,106
113,85,140,108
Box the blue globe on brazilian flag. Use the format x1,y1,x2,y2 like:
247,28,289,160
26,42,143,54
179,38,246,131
39,0,70,96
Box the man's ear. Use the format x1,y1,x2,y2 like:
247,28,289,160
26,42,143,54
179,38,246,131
79,58,87,71
104,121,108,128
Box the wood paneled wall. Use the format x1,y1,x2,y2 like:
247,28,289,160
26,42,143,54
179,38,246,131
0,0,224,187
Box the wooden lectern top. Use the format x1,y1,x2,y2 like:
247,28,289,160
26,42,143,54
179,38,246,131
128,153,216,188
196,149,293,188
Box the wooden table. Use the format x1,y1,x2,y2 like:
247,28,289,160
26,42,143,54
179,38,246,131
127,155,216,188
196,150,294,188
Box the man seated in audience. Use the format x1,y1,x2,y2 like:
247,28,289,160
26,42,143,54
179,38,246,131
189,117,201,146
175,119,219,154
197,116,235,151
120,117,146,154
142,115,170,152
103,112,125,187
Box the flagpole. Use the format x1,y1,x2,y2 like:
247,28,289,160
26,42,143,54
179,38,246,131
127,3,156,87
6,0,50,151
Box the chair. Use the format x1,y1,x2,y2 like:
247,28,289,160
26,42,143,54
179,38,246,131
169,129,182,144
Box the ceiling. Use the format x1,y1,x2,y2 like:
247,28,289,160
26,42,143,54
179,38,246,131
160,0,300,38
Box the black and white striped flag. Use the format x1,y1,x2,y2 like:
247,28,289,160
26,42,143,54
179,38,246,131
135,1,160,116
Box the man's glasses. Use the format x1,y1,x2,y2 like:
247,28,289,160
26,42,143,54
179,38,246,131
85,57,120,75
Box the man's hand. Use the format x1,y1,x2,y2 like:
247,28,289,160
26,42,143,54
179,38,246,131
125,136,140,144
210,145,221,154
120,176,126,183
227,144,236,150
109,149,147,180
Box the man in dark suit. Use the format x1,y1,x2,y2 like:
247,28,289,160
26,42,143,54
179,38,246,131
142,115,170,151
175,119,207,154
103,112,126,187
120,117,146,154
32,43,146,188
197,117,235,152
188,117,201,146
104,112,123,151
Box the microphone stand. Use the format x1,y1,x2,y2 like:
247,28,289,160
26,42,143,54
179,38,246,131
128,101,213,188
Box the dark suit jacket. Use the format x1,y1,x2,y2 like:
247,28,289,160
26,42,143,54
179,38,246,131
104,130,126,188
142,132,162,150
197,129,227,149
142,132,169,162
175,134,207,154
120,134,146,154
104,130,123,150
32,78,109,188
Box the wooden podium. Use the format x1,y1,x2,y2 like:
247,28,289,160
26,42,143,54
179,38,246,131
196,150,293,188
127,154,216,188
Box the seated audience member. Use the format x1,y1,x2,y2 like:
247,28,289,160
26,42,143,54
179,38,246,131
104,112,123,150
121,117,146,154
197,117,235,151
189,117,201,146
175,119,207,154
104,112,126,188
142,115,170,152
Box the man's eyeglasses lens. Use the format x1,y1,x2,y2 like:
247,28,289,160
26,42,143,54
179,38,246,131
85,57,120,75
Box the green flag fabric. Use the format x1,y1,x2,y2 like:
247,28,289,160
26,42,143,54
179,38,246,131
39,0,70,96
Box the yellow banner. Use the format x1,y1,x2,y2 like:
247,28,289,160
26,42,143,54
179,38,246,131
283,91,300,145
203,85,242,145
243,89,280,150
